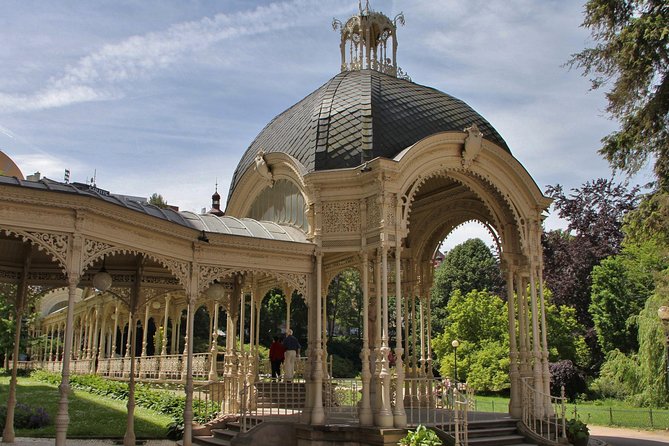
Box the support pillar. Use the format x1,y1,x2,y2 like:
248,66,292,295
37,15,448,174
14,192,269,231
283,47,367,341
506,265,522,417
358,251,373,425
393,245,406,427
311,252,325,425
55,274,80,446
377,245,393,427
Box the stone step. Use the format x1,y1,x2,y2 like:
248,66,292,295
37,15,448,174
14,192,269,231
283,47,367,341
211,428,238,441
468,434,527,446
468,426,518,437
189,435,230,446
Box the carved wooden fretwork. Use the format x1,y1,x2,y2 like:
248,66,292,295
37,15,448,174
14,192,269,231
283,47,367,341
385,195,397,227
82,239,114,270
161,258,190,289
3,229,69,272
322,200,360,233
197,265,237,294
0,270,20,282
274,272,308,296
366,197,381,229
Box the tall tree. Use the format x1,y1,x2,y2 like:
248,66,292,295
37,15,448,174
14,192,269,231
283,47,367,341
589,240,665,354
543,179,640,324
569,0,669,189
430,238,503,334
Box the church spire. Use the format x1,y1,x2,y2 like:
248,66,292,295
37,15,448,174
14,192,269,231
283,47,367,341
333,1,407,79
209,180,224,216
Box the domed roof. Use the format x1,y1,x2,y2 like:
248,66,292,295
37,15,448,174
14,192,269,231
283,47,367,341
0,150,24,179
229,69,509,197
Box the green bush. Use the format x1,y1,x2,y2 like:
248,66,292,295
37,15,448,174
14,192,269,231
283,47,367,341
590,349,639,400
330,354,357,378
0,402,51,429
398,425,442,446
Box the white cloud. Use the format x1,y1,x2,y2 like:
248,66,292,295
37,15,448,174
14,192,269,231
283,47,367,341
0,0,348,113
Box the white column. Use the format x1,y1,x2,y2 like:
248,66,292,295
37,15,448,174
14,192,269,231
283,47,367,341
530,267,545,417
112,303,120,357
506,266,522,417
182,277,197,446
91,306,100,373
311,252,325,425
358,251,373,425
378,245,393,427
124,311,137,446
209,302,220,381
141,305,150,357
393,246,406,427
538,265,554,415
285,293,292,333
55,275,79,446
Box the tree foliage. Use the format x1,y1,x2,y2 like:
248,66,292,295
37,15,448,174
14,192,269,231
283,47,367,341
432,289,510,391
589,240,665,353
569,0,669,188
326,269,362,342
430,238,503,334
148,193,168,208
545,296,590,368
543,179,640,323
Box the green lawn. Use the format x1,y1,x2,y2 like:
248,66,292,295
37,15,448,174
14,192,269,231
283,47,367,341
473,395,669,430
0,376,172,438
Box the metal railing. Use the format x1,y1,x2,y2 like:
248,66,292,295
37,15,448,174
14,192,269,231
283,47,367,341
94,353,212,380
521,378,566,444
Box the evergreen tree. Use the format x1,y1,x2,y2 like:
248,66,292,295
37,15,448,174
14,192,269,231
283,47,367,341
569,0,669,189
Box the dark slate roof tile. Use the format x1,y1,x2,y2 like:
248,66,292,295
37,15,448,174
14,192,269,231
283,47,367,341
228,69,509,201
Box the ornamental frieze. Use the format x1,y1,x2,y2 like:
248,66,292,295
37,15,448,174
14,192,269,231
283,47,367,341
322,200,360,233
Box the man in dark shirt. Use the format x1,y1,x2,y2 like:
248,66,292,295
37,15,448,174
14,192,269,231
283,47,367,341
282,329,301,380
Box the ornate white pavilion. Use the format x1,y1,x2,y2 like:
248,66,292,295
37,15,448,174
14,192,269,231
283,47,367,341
0,3,560,446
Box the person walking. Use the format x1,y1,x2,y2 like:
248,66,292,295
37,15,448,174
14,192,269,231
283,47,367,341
269,335,285,380
282,329,301,381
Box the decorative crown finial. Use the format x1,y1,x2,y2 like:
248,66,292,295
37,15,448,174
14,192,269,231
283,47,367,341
333,2,409,79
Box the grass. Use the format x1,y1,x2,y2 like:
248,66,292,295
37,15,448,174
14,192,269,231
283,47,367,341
0,376,172,438
473,394,669,431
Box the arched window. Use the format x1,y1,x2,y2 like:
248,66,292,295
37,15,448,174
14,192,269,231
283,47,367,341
248,180,307,231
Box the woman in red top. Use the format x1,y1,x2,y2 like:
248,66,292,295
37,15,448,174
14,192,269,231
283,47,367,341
269,336,286,379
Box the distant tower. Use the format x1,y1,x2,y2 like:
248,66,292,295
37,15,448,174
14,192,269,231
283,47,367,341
333,0,406,78
209,182,224,216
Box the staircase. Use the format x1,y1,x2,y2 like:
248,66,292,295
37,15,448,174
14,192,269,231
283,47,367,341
465,419,533,446
188,417,263,446
436,418,535,446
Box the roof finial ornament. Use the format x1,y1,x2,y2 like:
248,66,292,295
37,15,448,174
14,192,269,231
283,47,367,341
333,2,408,79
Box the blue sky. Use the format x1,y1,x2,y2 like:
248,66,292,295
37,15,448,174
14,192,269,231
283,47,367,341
0,0,653,247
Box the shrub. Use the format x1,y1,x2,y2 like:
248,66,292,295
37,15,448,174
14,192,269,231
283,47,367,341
398,424,442,446
549,360,586,400
590,349,639,400
330,355,357,378
0,402,50,429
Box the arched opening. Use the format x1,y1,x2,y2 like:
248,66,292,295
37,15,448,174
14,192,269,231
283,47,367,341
325,268,363,378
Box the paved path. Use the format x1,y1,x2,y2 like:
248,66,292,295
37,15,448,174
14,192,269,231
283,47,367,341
10,439,176,445
591,426,669,446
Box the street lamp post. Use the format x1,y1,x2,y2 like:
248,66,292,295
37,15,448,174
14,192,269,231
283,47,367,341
658,306,669,394
452,339,460,382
